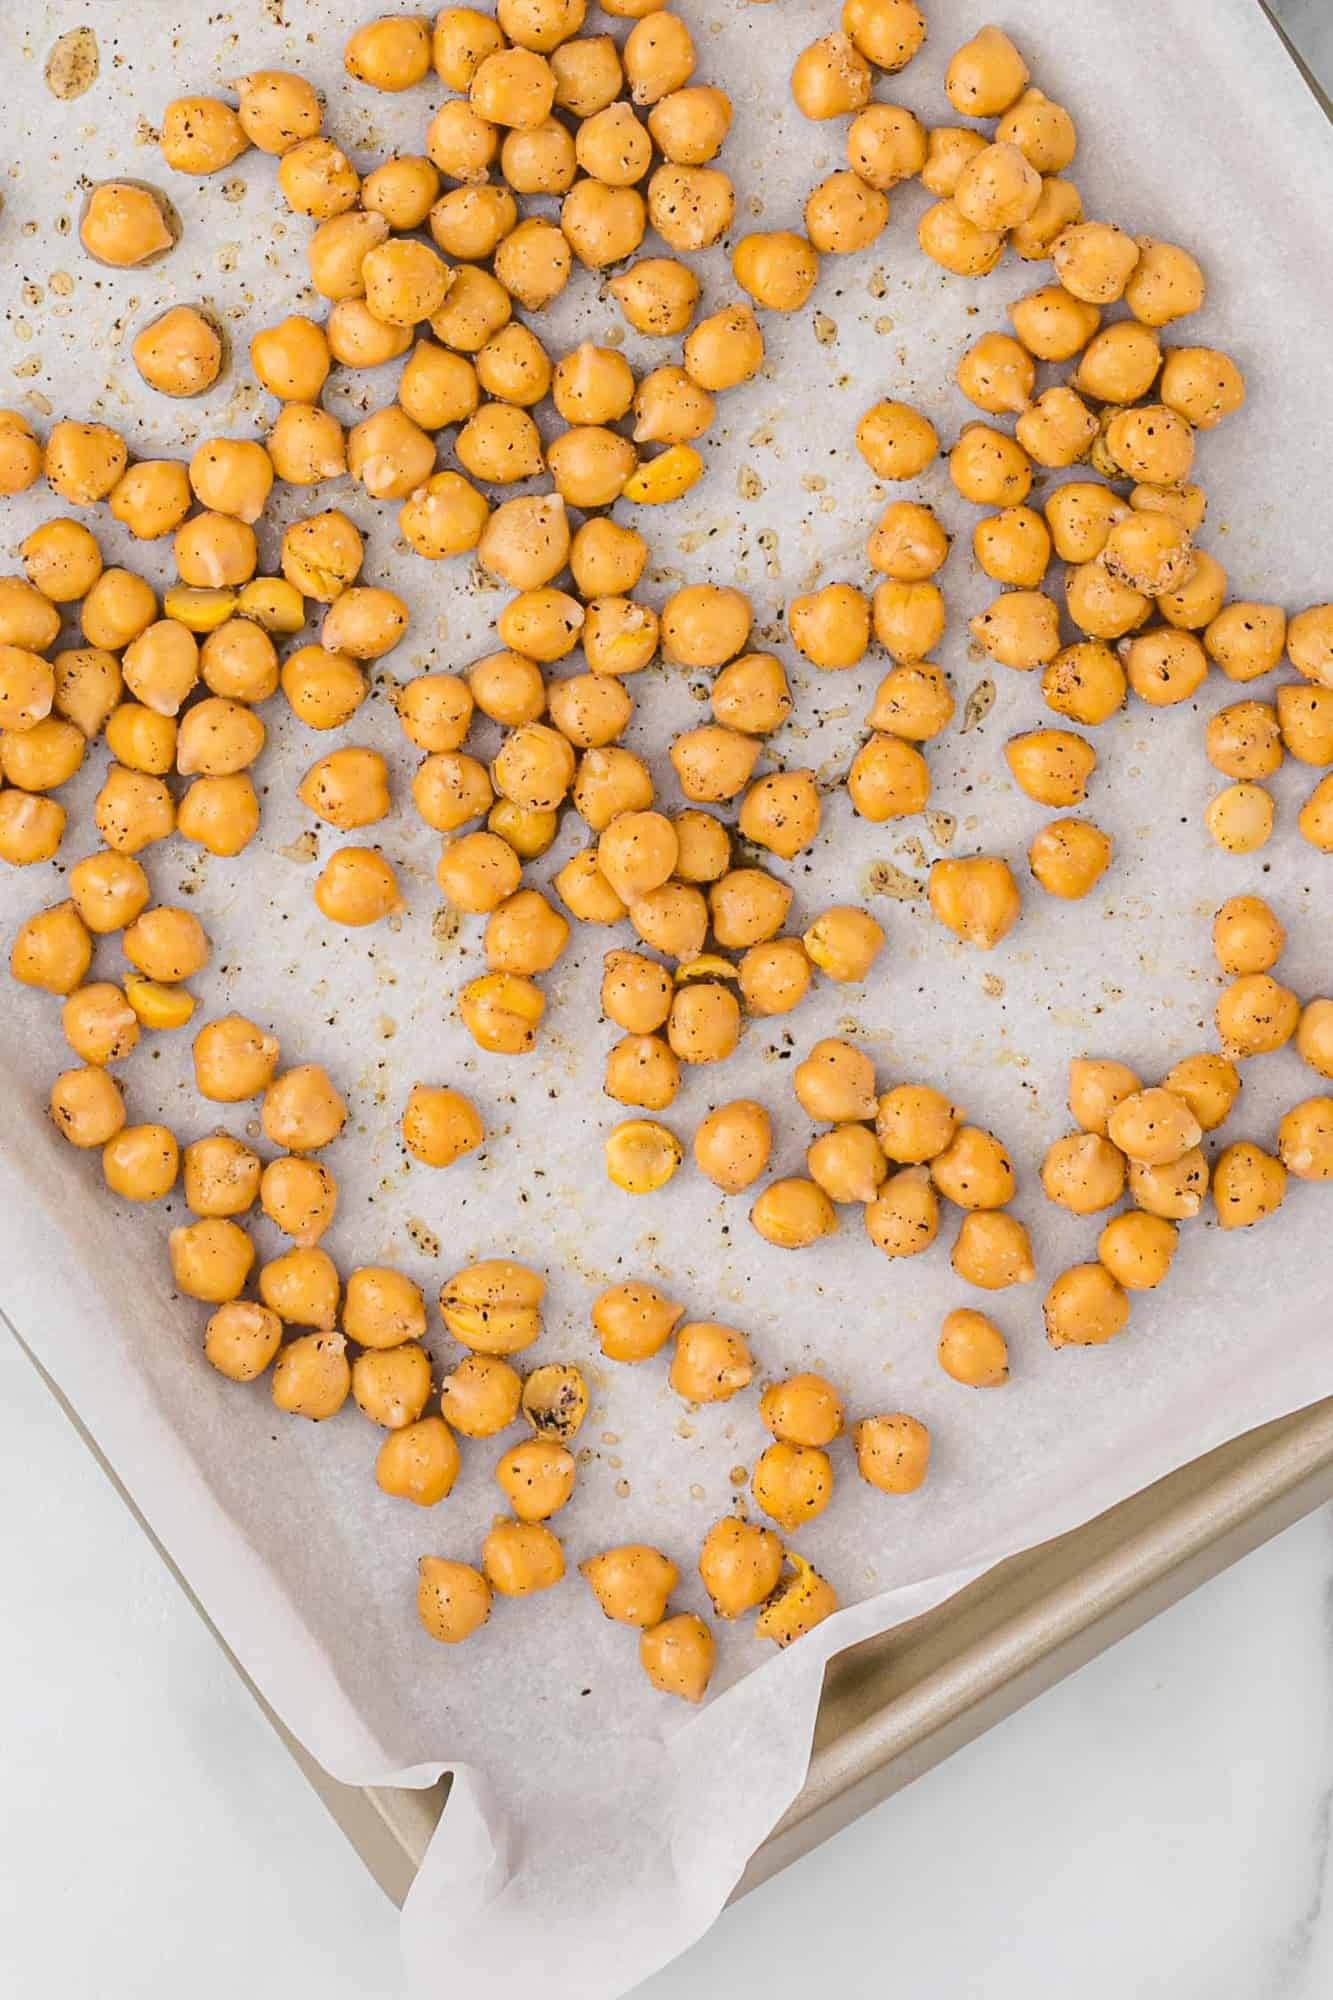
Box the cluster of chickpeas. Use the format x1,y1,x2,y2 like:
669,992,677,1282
1040,956,1333,1348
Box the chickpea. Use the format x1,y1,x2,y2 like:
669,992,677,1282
1005,729,1097,808
296,747,388,833
807,1124,887,1205
260,1064,346,1154
592,1280,684,1368
93,764,174,854
872,1084,958,1166
188,1019,274,1108
197,620,277,706
2,716,85,793
458,967,546,1054
454,404,545,488
1156,1053,1238,1134
122,905,209,986
1043,1262,1129,1348
603,1116,683,1193
321,587,409,662
1009,286,1101,365
1129,1148,1208,1220
951,1210,1035,1290
0,649,53,738
632,365,713,448
802,906,885,985
363,155,440,231
335,1269,424,1357
636,1614,713,1703
791,31,870,120
581,1546,677,1627
278,136,361,220
1067,1056,1141,1136
928,856,1021,951
574,100,651,186
306,209,392,303
1210,893,1283,977
478,494,570,594
1088,1211,1178,1295
102,1123,178,1204
477,324,552,407
440,1260,543,1360
491,217,571,312
847,733,931,821
846,104,926,190
43,421,127,509
1048,223,1140,309
600,950,670,1035
739,770,820,860
793,1038,877,1124
1298,1001,1333,1082
326,299,413,371
416,1556,491,1644
434,830,520,914
0,790,64,864
396,472,486,562
182,1133,262,1220
917,199,1005,278
432,6,506,87
739,938,811,1018
50,1058,128,1151
1123,626,1209,707
174,513,258,592
732,231,820,312
606,1032,678,1111
547,33,620,114
1016,386,1099,470
424,99,500,187
693,1099,771,1193
488,800,558,859
670,1319,752,1402
10,901,91,996
629,888,705,959
312,847,400,928
923,125,988,197
371,1418,458,1510
470,46,556,128
554,848,625,925
670,726,760,804
20,518,100,605
1063,560,1149,643
802,171,885,255
259,1243,341,1330
784,580,868,672
1299,773,1333,851
751,1440,834,1531
498,117,575,194
1206,1145,1285,1238
1041,489,1125,571
258,1157,337,1247
80,182,175,268
559,178,645,268
1216,972,1300,1058
269,1330,350,1423
932,1126,1015,1211
167,1208,255,1304
1288,604,1333,688
341,12,430,89
1200,780,1272,860
1103,403,1196,488
278,648,364,734
856,1168,928,1256
492,1437,574,1523
1029,816,1113,900
945,24,1028,114
711,655,791,738
666,982,740,1066
698,1515,782,1620
175,696,264,779
176,773,257,858
1278,1098,1333,1182
973,507,1051,591
0,411,42,496
664,810,725,886
521,1362,594,1443
1200,603,1286,687
1156,346,1244,431
199,1301,282,1387
351,1344,433,1432
230,68,319,153
955,142,1041,233
938,1307,1010,1387
1040,1131,1125,1214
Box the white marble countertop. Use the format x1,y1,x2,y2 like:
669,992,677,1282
3,1325,1330,2000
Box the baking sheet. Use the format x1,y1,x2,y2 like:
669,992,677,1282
2,1,1331,1994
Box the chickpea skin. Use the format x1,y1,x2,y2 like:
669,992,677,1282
416,1558,491,1644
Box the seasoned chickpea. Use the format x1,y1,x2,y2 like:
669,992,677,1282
582,1546,676,1627
249,316,329,404
875,1084,961,1166
459,969,546,1054
10,901,92,995
598,954,670,1042
559,179,646,268
955,141,1041,232
1216,972,1300,1058
477,495,570,595
175,773,257,857
351,1344,433,1431
1287,604,1333,688
1200,603,1286,686
845,1415,930,1502
500,117,577,193
470,46,556,128
80,182,175,268
667,981,741,1065
3,716,85,790
306,209,392,303
0,648,53,737
49,1065,125,1149
0,790,64,864
591,1279,682,1366
1200,780,1272,852
203,1301,283,1385
803,171,885,255
605,1114,682,1193
93,764,173,854
468,650,545,730
257,1157,335,1247
495,1437,575,1523
1157,1053,1239,1133
549,33,621,114
432,6,506,87
710,655,791,738
103,1122,180,1203
375,1418,460,1509
1016,386,1099,470
917,199,1005,278
1298,1001,1333,1081
938,1308,1010,1386
800,906,883,985
321,589,410,666
847,733,930,821
663,811,724,887
259,1243,341,1329
425,99,501,186
860,1168,932,1256
1208,1143,1286,1234
1299,773,1333,851
1103,403,1196,487
268,403,347,488
1205,700,1283,783
973,507,1051,590
168,1218,257,1309
427,1355,520,1447
363,155,440,230
20,518,101,604
344,12,431,89
1063,1059,1140,1139
270,1331,351,1422
1043,1263,1129,1348
1043,486,1127,568
791,31,870,119
739,770,821,860
1129,1148,1208,1220
477,324,552,407
1092,1211,1176,1291
1041,1131,1125,1214
639,1614,714,1703
732,231,820,312
739,938,811,1018
441,1259,544,1358
632,365,713,448
554,848,625,926
923,127,988,196
233,68,320,154
605,1032,680,1111
435,830,522,913
956,333,1034,418
417,1557,492,1644
950,427,1033,512
297,747,389,832
1211,893,1283,976
845,104,925,191
182,1133,262,1220
1049,221,1139,307
693,1099,771,1194
752,1440,833,1530
1062,560,1148,644
951,1210,1035,1290
794,1038,877,1124
278,648,364,733
670,1320,753,1402
174,513,258,592
312,847,400,928
928,855,1020,949
945,24,1028,114
931,1125,1015,1211
329,298,415,368
786,584,870,675
698,1515,782,1620
1009,285,1101,362
261,1064,346,1154
0,411,42,496
277,135,360,220
1277,1098,1333,1182
59,982,136,1069
670,727,759,804
1029,817,1113,899
44,420,128,507
1005,729,1097,808
807,1124,887,1205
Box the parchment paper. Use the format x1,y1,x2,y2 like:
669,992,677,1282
2,1,1330,1993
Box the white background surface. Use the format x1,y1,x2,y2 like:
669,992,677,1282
4,1322,1331,2000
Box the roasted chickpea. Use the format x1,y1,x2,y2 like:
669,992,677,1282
261,1064,346,1154
425,99,501,186
1128,1148,1208,1221
923,129,988,197
101,1123,179,1206
951,1209,1035,1290
732,231,820,312
1029,816,1112,899
10,901,92,995
476,324,552,407
1299,773,1333,851
639,1615,714,1703
477,494,571,594
667,981,740,1065
1009,284,1101,363
739,937,811,1018
606,1031,679,1110
670,1320,753,1402
1159,1052,1240,1133
1298,1001,1333,1082
2,716,85,790
94,765,175,854
44,420,128,507
1210,893,1283,976
606,1112,680,1190
52,647,123,734
794,1037,877,1123
698,1515,782,1620
416,1556,491,1644
1287,604,1333,688
945,23,1028,114
257,1157,336,1247
554,848,626,925
374,1418,459,1509
0,411,42,495
363,155,440,230
973,507,1052,590
495,1437,575,1523
1209,1142,1286,1231
670,726,760,804
470,46,556,128
807,1124,887,1205
351,1344,433,1431
752,1440,833,1530
1216,972,1300,1058
49,1065,125,1149
929,855,1020,949
788,584,871,673
271,1331,351,1422
802,905,885,984
329,297,415,370
1065,1056,1140,1137
265,404,346,487
1277,1098,1333,1182
917,199,1005,278
1040,1130,1125,1214
458,969,546,1054
258,1244,341,1330
931,1125,1015,1210
939,1307,1011,1386
1044,1262,1129,1348
80,182,175,268
873,1084,960,1166
182,1132,261,1219
693,1099,771,1193
278,136,360,219
203,1301,283,1385
582,1545,676,1626
848,733,930,820
845,103,925,191
167,1208,253,1304
1103,403,1196,488
312,847,400,928
20,518,101,604
306,210,392,302
0,790,64,864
